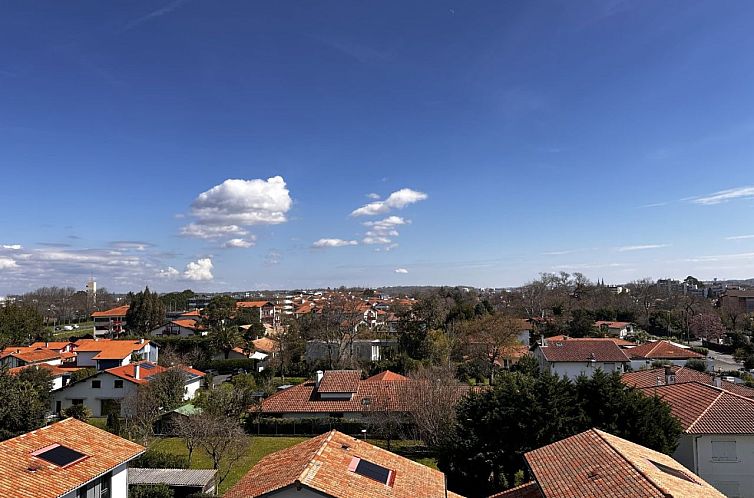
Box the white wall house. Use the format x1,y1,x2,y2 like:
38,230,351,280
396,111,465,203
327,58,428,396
52,362,204,417
150,319,203,338
73,339,158,370
643,382,754,498
534,339,630,380
626,340,708,372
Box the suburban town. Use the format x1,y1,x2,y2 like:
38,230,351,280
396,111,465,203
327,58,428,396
3,2,754,497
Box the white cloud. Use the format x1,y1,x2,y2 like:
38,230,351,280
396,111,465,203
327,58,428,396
110,241,152,251
265,250,282,265
2,244,22,250
312,238,359,248
184,258,214,281
394,268,409,274
617,244,670,252
366,193,381,200
222,238,256,249
351,188,427,216
0,257,18,269
692,186,754,205
158,266,180,278
182,176,292,243
726,234,754,240
362,216,408,245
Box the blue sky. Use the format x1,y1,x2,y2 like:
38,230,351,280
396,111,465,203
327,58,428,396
2,0,754,294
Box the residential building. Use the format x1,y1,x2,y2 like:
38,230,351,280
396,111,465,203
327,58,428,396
260,369,412,420
625,340,708,371
91,305,130,336
638,382,754,497
623,365,754,398
0,346,62,369
305,338,398,364
73,338,157,370
150,319,205,337
0,417,144,498
128,468,216,498
51,361,204,417
492,428,724,498
236,300,277,326
9,363,72,390
224,429,463,498
533,339,630,379
593,320,635,339
719,289,754,314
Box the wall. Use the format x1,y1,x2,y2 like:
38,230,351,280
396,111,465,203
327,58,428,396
545,359,626,380
695,434,754,498
51,372,138,417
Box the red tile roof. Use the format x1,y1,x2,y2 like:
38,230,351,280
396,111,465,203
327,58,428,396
105,362,204,386
525,428,724,498
251,337,279,354
9,363,70,378
73,339,150,360
489,482,544,498
236,300,273,308
545,335,635,347
90,305,129,317
170,319,201,330
29,342,73,352
622,366,754,398
641,382,754,434
626,341,703,360
224,430,463,498
364,370,409,382
317,370,361,393
537,340,630,363
594,321,633,328
0,347,61,364
180,310,202,317
0,418,144,498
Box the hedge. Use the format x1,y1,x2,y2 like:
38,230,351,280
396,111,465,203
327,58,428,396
246,416,413,437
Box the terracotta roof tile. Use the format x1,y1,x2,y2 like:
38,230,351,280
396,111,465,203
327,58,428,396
537,340,630,363
525,428,724,498
0,418,144,498
622,366,754,398
236,300,273,308
364,370,409,382
626,341,703,360
489,482,544,498
105,362,204,386
225,430,461,498
317,370,361,393
73,339,150,360
0,347,62,364
90,305,129,317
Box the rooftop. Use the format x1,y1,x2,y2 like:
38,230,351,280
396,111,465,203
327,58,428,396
626,341,703,360
128,468,216,487
318,370,361,393
90,305,129,317
73,338,150,360
622,366,754,398
0,418,144,498
537,340,630,363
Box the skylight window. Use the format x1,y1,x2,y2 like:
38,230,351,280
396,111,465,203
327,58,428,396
32,444,87,467
348,457,395,486
649,460,697,484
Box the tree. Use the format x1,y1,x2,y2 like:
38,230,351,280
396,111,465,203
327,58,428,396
63,404,91,421
126,287,166,335
210,321,242,359
174,414,204,466
274,318,305,380
364,390,407,451
460,314,522,383
159,289,196,312
0,366,52,440
205,295,237,326
195,414,250,488
0,304,44,347
441,369,682,498
196,382,253,418
129,484,174,498
148,368,189,413
690,313,726,342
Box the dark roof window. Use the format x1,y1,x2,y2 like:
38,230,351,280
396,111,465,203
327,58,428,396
348,456,395,486
32,444,87,467
649,460,697,483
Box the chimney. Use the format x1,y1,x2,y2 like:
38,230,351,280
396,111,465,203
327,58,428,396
140,338,145,344
664,366,675,385
316,370,324,388
134,363,141,380
45,342,49,348
713,375,722,388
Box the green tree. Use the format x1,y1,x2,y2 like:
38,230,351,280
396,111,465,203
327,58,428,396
0,367,52,440
159,289,195,312
63,404,91,422
205,295,237,326
0,304,44,347
148,368,188,412
126,287,166,335
129,484,174,498
210,322,242,359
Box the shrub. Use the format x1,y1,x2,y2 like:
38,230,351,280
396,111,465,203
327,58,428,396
690,346,708,356
744,355,754,371
63,404,90,422
685,359,707,372
194,358,258,375
132,449,189,469
129,484,174,498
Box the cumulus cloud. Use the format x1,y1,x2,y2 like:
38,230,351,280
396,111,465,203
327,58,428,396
312,238,359,248
2,244,22,250
617,244,670,252
181,176,292,246
394,268,409,274
0,257,18,269
184,258,213,281
362,216,408,245
222,238,256,249
158,266,180,278
692,186,754,205
351,188,427,216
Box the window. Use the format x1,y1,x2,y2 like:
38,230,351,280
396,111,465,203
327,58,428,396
648,460,696,483
712,440,737,462
91,380,101,389
348,457,395,486
72,399,84,405
32,444,87,467
114,380,123,389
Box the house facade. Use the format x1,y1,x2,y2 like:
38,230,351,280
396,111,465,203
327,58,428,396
91,305,130,336
533,339,630,380
625,340,708,371
305,339,398,364
73,338,158,370
594,320,635,339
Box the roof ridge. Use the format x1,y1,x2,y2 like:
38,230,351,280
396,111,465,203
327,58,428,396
593,429,667,498
687,387,725,433
296,430,337,484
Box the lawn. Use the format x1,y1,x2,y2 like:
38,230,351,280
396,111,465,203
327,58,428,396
150,436,308,494
150,435,438,493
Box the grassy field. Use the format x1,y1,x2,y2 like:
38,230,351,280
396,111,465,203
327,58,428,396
150,435,438,493
48,321,95,339
150,436,308,494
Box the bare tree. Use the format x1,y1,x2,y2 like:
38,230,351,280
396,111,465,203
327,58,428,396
364,388,406,451
121,386,162,445
174,414,203,466
461,314,522,383
196,414,250,488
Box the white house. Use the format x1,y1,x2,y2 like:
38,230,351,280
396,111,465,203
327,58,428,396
72,338,158,370
0,417,144,498
534,339,630,380
150,319,205,337
91,305,130,337
0,346,62,369
643,382,754,497
594,320,635,339
625,340,709,371
51,361,205,417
